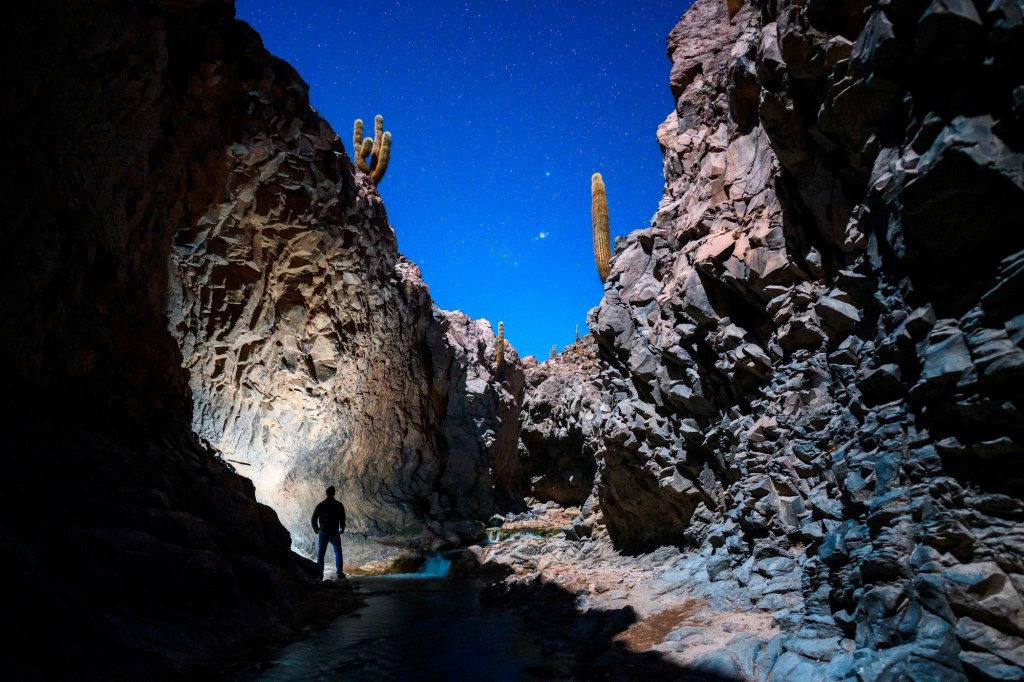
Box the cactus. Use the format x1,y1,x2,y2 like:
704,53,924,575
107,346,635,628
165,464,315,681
370,132,391,184
575,324,579,342
549,345,557,361
592,173,611,282
353,114,391,185
496,321,505,366
358,137,373,172
353,118,364,168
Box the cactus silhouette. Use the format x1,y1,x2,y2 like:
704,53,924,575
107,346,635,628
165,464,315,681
592,173,611,282
353,115,391,185
549,345,557,361
496,321,505,366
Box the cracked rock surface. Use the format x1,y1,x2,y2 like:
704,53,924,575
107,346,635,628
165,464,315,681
517,0,1024,678
164,33,526,558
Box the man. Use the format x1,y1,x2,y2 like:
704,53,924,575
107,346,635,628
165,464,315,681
311,485,346,580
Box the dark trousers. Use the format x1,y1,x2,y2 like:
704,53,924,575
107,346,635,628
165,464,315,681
317,531,343,578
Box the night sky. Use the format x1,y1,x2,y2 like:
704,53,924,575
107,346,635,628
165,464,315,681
237,1,693,359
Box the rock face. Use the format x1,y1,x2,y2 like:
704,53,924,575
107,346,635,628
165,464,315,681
169,130,527,551
0,0,363,677
567,0,1024,678
0,0,527,675
518,338,606,506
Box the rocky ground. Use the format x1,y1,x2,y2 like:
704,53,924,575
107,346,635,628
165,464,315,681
474,505,780,680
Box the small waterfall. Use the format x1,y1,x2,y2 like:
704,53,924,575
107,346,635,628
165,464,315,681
414,554,452,577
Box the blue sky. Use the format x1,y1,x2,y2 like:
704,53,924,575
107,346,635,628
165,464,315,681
238,0,692,359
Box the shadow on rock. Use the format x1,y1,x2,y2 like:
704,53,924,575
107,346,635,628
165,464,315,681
472,561,741,682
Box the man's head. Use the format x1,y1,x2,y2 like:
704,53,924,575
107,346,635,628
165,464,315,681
326,486,336,498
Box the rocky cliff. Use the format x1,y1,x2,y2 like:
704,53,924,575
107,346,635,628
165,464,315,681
0,1,362,677
0,0,525,675
519,337,606,507
522,0,1024,678
166,93,526,554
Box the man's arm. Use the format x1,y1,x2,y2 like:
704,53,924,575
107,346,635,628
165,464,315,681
311,502,321,533
339,501,346,532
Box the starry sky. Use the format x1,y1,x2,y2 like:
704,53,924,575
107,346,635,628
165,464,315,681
237,0,693,360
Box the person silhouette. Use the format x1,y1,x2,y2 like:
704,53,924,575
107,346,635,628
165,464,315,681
311,485,346,580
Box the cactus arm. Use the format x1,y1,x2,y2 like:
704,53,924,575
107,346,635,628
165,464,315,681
371,114,384,160
369,131,391,184
353,119,363,160
357,137,373,172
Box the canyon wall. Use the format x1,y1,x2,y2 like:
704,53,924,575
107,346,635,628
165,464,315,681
0,0,525,674
0,0,365,677
523,0,1024,678
166,83,526,552
519,338,606,507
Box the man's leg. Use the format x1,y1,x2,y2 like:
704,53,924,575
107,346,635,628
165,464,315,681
316,532,328,580
331,536,344,577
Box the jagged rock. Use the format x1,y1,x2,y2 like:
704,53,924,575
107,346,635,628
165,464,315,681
517,338,604,506
527,0,1024,678
167,69,527,555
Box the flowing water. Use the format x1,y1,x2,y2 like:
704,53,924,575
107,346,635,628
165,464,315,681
233,555,548,681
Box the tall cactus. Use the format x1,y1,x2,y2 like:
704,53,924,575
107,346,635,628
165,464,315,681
592,172,611,282
549,345,557,361
496,321,505,366
353,114,392,185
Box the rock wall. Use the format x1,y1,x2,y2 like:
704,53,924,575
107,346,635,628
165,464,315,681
0,0,528,674
575,0,1024,678
518,337,606,507
166,83,526,551
0,0,360,677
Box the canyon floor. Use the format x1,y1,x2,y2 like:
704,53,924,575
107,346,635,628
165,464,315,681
468,504,787,680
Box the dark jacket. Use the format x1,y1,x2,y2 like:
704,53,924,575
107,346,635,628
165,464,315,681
311,497,346,536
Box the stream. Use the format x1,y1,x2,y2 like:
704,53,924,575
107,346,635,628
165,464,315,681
232,555,550,681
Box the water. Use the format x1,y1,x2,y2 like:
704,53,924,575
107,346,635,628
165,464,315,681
413,553,452,577
235,571,548,681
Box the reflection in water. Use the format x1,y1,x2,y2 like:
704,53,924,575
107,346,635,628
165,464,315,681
238,576,547,681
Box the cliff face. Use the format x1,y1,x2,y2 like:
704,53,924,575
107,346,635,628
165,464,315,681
166,85,525,552
518,338,606,507
573,0,1024,677
0,0,524,675
0,1,361,677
